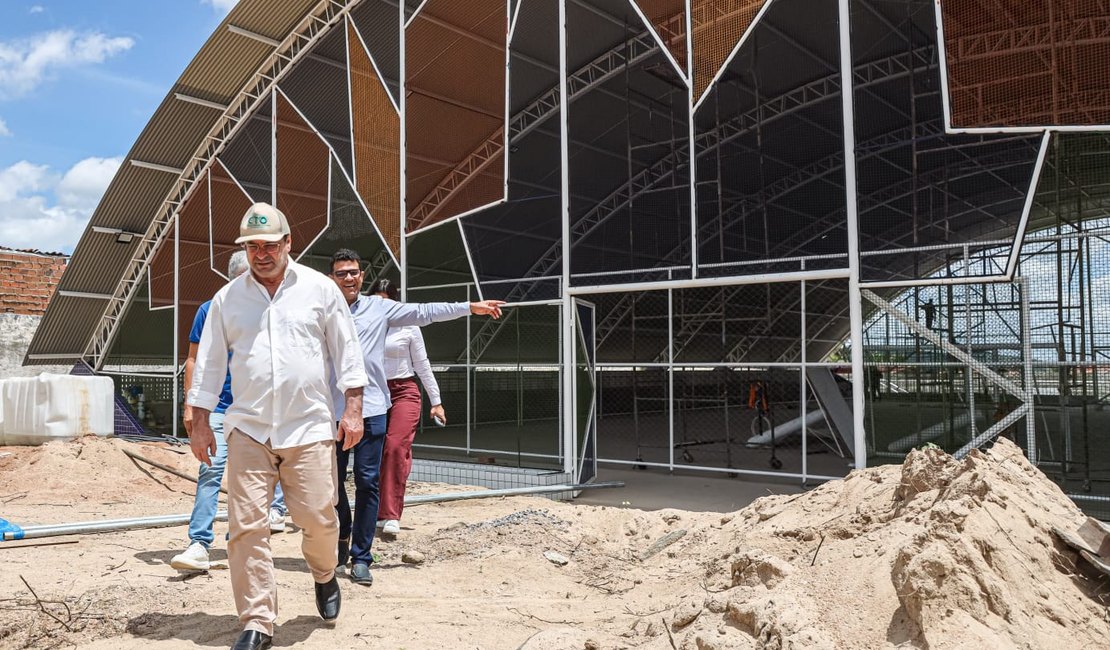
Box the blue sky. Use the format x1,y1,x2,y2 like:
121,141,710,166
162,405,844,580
0,0,238,253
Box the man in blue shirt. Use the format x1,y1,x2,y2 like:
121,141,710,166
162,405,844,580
170,251,289,572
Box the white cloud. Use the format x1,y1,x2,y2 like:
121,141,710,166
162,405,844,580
55,157,119,209
0,157,119,252
29,5,44,14
0,117,9,137
203,0,239,13
0,30,134,99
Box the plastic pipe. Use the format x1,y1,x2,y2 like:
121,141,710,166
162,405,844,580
3,481,625,541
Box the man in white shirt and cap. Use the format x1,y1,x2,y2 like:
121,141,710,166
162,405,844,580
187,202,368,650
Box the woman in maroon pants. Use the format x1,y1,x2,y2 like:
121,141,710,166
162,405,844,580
372,279,445,536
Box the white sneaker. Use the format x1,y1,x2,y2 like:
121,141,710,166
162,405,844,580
268,507,286,533
381,519,400,535
170,542,210,571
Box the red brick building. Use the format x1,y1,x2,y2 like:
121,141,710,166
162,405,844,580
0,247,68,316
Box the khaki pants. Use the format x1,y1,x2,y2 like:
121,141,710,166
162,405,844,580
226,429,339,636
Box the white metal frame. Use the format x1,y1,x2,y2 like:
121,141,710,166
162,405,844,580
860,130,1052,290
838,0,867,469
625,0,687,82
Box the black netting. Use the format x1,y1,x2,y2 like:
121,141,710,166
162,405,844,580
460,0,561,303
851,0,1042,282
217,97,272,203
567,0,692,285
696,0,847,278
278,26,354,178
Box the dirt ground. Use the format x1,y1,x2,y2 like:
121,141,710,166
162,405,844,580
1,435,1109,649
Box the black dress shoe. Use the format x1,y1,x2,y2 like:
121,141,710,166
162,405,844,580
231,629,272,650
315,576,341,621
337,537,349,568
350,562,373,585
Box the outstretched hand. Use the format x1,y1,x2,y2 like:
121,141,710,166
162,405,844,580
469,300,505,319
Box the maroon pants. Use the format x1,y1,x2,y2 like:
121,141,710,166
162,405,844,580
380,377,421,520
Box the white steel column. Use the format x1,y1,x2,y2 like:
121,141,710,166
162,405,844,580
668,287,675,471
172,211,180,438
559,0,576,476
838,0,867,468
1019,276,1036,463
800,274,807,483
399,1,408,300
686,0,697,278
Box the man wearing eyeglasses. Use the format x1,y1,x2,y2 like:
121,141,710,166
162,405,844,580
186,202,368,650
326,248,503,587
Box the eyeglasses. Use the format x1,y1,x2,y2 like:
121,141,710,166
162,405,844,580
243,241,284,255
332,269,362,279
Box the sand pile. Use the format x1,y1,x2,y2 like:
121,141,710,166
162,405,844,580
0,436,200,518
1,436,1108,649
509,438,1110,649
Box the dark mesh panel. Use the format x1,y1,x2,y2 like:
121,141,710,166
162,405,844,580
462,0,561,303
696,0,847,278
567,0,692,286
406,222,475,289
218,98,272,203
852,0,1042,282
299,157,394,285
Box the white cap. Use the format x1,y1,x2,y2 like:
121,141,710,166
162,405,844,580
234,202,291,244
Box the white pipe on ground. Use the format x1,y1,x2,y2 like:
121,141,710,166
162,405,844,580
2,481,625,541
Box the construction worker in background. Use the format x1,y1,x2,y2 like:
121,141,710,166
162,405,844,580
170,250,289,573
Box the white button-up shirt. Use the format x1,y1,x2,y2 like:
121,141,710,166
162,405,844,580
187,260,368,449
384,326,441,406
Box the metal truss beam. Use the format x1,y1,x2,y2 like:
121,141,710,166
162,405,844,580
465,47,936,362
951,16,1110,61
410,29,661,233
85,0,353,369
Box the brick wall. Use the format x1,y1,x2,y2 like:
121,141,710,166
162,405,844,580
0,249,68,316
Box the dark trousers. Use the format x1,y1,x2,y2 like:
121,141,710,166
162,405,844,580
335,414,387,565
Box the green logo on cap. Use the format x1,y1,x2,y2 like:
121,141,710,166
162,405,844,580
247,214,269,228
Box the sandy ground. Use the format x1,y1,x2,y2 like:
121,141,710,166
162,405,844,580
0,435,1109,649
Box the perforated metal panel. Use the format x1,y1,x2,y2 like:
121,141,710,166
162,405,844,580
276,93,330,252
405,0,507,230
691,0,768,102
940,0,1110,128
349,20,401,257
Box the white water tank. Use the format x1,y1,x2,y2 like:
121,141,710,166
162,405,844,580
0,374,114,445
